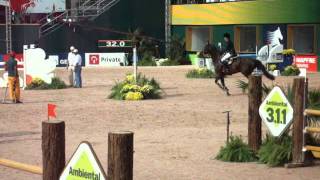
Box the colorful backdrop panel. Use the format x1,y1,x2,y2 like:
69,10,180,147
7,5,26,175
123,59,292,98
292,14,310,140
172,0,320,25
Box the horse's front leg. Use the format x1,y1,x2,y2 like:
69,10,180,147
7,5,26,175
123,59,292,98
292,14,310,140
220,77,230,96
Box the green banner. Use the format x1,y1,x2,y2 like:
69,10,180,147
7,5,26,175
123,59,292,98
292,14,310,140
172,0,320,25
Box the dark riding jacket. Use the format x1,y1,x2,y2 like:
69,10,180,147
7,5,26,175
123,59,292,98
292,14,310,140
6,57,18,77
224,41,237,57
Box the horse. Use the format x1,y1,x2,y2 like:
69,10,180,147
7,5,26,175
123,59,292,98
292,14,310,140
202,43,275,96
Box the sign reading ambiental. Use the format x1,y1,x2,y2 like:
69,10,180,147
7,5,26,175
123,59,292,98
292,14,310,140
259,86,294,137
85,53,126,67
59,142,106,180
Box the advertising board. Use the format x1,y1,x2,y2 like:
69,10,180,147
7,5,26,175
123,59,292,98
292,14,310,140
85,53,126,67
294,55,318,72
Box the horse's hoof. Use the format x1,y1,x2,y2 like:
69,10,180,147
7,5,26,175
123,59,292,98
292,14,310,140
226,92,231,96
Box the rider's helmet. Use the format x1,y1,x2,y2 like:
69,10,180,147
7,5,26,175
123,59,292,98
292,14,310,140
223,33,231,39
70,46,75,51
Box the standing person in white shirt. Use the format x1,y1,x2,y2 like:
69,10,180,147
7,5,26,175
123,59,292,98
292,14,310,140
72,49,82,88
67,46,76,87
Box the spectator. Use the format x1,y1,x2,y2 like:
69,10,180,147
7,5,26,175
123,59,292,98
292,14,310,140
5,52,22,103
72,49,82,88
67,46,75,86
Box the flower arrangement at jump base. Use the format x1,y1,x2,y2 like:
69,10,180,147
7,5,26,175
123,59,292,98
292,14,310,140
109,73,161,101
186,68,215,79
25,77,67,90
282,49,296,56
268,64,277,71
281,65,300,76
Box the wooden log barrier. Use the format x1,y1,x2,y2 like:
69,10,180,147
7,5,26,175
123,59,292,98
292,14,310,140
42,121,66,180
248,75,262,152
305,109,320,117
108,131,134,180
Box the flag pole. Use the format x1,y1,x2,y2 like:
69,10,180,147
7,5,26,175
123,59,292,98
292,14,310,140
47,104,49,121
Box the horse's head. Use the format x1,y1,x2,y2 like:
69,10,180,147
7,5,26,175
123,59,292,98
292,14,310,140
202,42,219,59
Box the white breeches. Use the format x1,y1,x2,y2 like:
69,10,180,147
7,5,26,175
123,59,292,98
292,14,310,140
221,53,231,62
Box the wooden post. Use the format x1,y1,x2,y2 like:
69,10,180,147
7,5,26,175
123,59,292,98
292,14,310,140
108,131,134,180
292,77,306,163
248,75,262,152
42,121,65,180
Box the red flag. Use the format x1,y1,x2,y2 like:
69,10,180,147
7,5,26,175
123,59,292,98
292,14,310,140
48,104,57,118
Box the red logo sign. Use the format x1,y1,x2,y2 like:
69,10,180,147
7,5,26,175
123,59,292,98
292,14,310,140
294,55,318,72
89,54,100,65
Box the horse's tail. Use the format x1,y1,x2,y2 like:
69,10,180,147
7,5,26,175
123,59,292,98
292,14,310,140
256,61,275,80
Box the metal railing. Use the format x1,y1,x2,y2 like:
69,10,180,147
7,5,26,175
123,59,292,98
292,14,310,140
39,0,120,37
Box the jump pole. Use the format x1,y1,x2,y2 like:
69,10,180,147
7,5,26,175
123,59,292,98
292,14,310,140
248,75,262,152
133,47,138,82
0,158,42,174
23,45,28,89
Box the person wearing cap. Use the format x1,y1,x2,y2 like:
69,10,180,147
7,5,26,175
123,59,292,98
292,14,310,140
5,52,22,103
67,46,76,86
72,49,82,88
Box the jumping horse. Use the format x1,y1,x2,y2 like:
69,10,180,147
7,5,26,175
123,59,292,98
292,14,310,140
202,43,275,96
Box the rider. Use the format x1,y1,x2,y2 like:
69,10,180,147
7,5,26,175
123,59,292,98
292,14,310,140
221,33,237,72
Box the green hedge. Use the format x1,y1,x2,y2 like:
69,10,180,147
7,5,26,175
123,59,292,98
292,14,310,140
26,77,67,90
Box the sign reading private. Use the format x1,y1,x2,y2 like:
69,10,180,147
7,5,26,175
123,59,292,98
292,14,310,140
259,86,293,137
85,53,126,67
59,142,106,180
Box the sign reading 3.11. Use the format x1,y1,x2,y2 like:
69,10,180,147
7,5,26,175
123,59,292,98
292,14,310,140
259,86,293,137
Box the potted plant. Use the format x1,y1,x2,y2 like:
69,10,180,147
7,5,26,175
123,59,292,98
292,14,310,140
281,49,295,71
268,64,277,74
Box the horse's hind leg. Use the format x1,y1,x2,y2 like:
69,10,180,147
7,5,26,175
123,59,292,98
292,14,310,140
215,77,224,90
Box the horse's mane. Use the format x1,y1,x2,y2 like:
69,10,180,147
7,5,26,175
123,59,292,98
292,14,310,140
205,43,220,56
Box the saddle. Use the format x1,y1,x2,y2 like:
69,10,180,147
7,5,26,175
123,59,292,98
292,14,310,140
221,53,238,65
220,54,239,73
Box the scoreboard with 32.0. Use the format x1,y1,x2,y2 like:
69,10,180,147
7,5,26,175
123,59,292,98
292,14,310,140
98,40,133,48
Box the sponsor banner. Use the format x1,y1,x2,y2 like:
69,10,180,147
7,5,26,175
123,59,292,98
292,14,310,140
294,55,318,72
172,0,320,25
48,53,85,67
0,0,9,6
85,53,126,67
11,0,65,13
